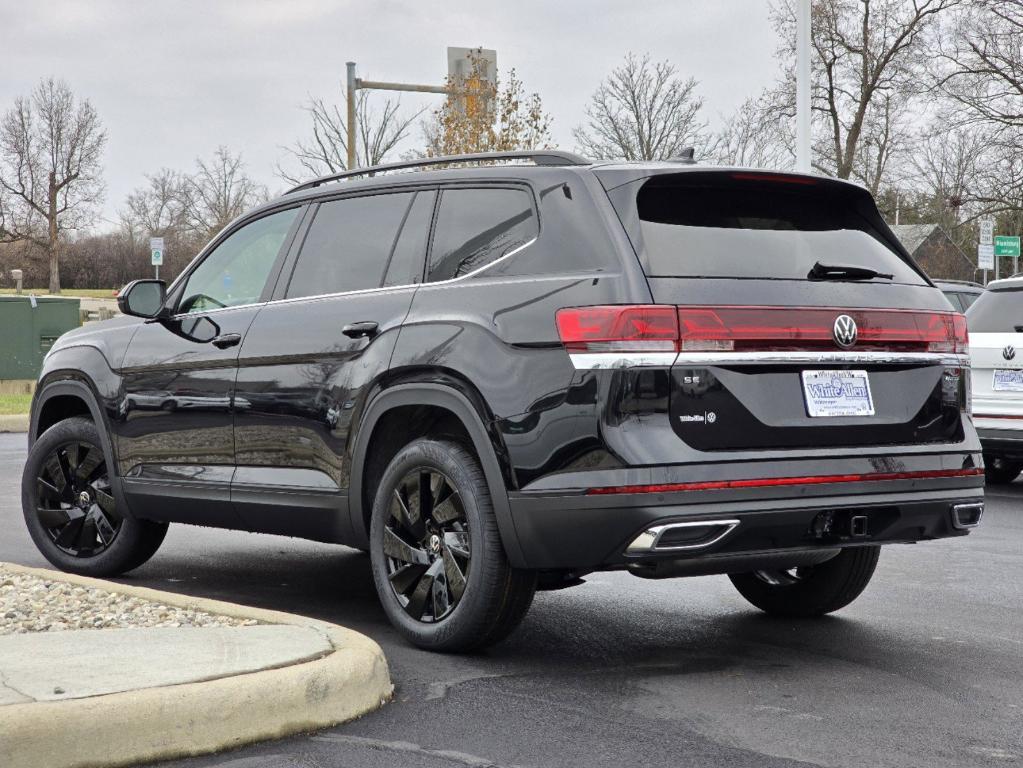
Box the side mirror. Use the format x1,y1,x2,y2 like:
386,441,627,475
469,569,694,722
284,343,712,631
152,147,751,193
118,279,167,318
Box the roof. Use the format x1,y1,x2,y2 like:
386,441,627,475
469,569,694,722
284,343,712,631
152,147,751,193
889,224,938,255
984,276,1023,291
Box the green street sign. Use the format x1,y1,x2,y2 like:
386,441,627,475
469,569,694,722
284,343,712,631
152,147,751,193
994,235,1020,258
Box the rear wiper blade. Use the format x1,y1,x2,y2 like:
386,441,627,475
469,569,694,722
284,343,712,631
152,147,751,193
808,261,894,281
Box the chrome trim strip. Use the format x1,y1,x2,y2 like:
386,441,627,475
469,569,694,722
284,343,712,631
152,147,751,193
570,350,968,370
171,236,541,318
569,352,679,370
627,519,741,553
674,351,968,366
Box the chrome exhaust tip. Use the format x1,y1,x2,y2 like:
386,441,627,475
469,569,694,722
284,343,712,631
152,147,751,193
627,519,740,553
951,502,983,530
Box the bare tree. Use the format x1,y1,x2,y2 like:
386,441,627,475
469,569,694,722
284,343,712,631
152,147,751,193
183,146,266,238
0,78,106,292
120,168,189,239
770,0,959,180
573,53,706,161
936,0,1023,128
278,91,424,183
707,94,792,169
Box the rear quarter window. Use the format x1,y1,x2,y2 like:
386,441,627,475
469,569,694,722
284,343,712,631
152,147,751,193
427,187,537,282
633,174,925,285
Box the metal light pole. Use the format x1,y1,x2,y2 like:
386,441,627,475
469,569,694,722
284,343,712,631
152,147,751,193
344,61,452,171
796,0,812,173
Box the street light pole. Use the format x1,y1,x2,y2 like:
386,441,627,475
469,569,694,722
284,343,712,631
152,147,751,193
796,0,812,173
346,61,358,170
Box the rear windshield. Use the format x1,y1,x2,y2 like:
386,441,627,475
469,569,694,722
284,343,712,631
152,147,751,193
635,175,925,284
966,288,1023,332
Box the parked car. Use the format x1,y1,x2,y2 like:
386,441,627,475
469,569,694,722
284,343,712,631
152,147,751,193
21,152,984,652
966,277,1023,483
934,279,985,312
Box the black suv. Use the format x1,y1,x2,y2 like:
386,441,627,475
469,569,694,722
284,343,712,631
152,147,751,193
22,151,984,652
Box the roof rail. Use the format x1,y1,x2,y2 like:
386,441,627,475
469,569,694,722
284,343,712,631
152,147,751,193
285,150,592,194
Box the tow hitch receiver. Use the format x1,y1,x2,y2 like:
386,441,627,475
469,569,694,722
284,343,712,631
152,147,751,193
810,510,875,541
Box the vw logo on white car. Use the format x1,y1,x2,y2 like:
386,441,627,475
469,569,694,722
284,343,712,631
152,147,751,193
833,314,858,349
1003,345,1016,361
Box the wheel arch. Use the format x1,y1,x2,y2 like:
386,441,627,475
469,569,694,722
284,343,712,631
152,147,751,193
349,382,526,567
30,378,135,520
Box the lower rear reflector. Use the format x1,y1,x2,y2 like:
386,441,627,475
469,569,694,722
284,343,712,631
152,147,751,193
585,467,984,495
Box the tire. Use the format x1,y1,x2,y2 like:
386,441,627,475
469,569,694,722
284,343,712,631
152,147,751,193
22,417,168,577
983,455,1023,485
729,546,880,618
369,438,536,652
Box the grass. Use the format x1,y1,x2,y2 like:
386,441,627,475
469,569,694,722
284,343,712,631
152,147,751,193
0,394,32,415
0,288,116,299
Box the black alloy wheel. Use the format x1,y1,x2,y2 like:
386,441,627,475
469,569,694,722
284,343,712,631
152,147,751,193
22,417,168,576
369,438,537,652
383,467,471,623
35,440,121,557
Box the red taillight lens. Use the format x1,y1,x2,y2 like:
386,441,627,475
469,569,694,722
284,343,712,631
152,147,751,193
676,306,968,354
556,305,967,355
555,305,679,352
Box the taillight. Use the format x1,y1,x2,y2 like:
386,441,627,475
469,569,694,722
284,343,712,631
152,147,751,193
555,305,678,352
676,306,968,354
556,305,968,355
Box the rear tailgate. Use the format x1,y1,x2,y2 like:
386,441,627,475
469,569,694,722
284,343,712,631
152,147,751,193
599,169,969,454
966,286,1023,425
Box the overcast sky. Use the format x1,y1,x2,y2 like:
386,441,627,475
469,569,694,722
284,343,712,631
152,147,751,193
1,0,782,229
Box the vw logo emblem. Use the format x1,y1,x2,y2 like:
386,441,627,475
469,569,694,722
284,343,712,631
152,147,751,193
833,315,858,349
1004,345,1016,361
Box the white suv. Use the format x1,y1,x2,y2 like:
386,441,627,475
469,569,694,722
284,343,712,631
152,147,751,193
967,277,1023,483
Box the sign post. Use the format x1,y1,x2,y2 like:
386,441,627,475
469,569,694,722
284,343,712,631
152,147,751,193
979,218,994,283
150,237,165,280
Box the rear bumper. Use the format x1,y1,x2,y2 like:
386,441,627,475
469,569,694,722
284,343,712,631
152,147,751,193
977,426,1023,459
508,464,984,571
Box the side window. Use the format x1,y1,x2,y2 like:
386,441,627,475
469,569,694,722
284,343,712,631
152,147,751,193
383,190,435,287
286,192,414,299
427,187,537,282
942,291,964,311
179,208,299,314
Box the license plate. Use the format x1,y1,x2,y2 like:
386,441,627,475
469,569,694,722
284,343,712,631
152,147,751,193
801,370,874,417
993,369,1023,392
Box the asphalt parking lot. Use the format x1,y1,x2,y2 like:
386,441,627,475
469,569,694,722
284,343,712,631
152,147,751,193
1,432,1020,768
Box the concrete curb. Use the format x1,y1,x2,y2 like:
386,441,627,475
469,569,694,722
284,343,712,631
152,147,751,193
0,563,393,768
0,414,29,433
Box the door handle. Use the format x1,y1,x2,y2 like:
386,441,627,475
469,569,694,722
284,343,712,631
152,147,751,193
342,321,379,339
211,333,242,349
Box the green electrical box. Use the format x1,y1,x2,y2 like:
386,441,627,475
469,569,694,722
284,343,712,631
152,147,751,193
0,295,82,380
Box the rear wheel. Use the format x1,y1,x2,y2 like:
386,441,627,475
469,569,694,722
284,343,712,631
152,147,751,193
22,417,168,577
729,546,880,618
983,455,1023,485
369,438,536,652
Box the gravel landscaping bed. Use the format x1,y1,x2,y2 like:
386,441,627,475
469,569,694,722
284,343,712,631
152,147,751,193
0,564,258,634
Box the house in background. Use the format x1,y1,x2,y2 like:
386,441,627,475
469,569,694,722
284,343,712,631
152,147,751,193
889,223,978,282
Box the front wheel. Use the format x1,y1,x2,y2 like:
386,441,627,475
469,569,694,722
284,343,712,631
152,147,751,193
983,455,1023,485
21,416,168,577
729,546,880,618
369,438,536,652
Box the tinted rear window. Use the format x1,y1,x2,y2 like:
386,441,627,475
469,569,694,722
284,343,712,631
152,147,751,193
635,176,924,284
966,289,1023,332
428,187,537,282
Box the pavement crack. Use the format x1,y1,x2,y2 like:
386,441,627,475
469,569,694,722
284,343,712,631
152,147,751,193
310,734,524,768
